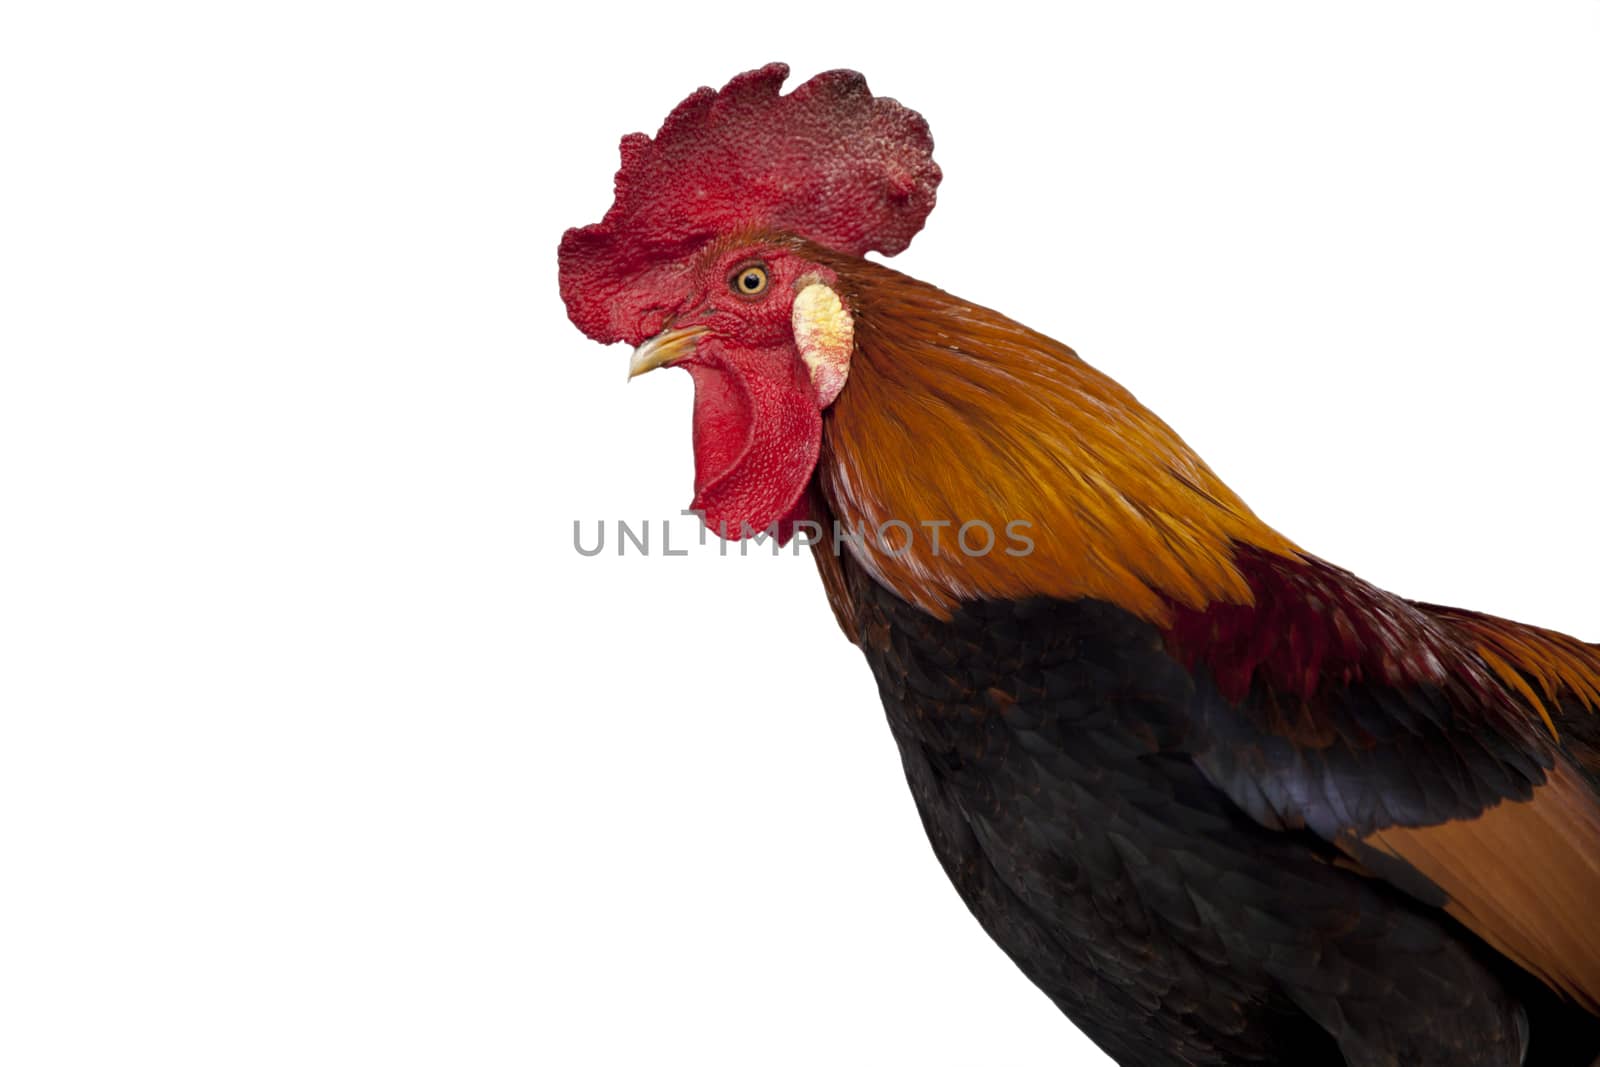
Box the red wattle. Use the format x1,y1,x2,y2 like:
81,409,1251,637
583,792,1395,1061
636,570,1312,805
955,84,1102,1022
684,348,821,543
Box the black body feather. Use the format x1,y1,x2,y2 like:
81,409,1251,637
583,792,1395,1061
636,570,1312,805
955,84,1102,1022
839,556,1600,1067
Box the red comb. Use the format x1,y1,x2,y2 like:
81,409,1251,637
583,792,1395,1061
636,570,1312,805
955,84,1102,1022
558,63,941,344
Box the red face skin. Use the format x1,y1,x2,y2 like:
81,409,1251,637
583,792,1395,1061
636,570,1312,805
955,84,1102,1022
635,241,840,542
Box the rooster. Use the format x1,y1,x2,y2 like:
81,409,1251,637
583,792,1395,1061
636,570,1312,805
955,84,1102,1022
558,65,1600,1067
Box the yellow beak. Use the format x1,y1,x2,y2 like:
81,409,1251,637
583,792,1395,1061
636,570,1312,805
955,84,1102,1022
628,325,708,380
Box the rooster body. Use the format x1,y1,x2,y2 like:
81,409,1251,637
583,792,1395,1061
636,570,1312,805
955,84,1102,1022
845,554,1534,1066
561,66,1600,1066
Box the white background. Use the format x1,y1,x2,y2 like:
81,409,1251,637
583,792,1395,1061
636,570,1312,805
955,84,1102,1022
3,2,1597,1065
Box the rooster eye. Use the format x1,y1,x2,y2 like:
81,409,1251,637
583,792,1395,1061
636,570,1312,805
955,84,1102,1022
730,265,769,297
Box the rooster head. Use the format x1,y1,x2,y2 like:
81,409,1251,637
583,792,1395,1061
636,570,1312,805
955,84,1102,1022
557,64,940,540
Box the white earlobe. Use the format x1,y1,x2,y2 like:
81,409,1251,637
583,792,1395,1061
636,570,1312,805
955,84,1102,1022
792,282,853,408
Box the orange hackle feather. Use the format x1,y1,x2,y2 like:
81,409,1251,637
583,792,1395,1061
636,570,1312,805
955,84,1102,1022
1426,604,1600,735
810,246,1298,624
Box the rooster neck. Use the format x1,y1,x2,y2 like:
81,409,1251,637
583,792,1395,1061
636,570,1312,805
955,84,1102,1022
803,251,1297,625
804,482,861,646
